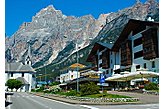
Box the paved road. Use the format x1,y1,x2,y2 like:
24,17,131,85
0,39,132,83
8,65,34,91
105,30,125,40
91,104,159,109
5,92,84,109
5,92,159,109
107,91,159,104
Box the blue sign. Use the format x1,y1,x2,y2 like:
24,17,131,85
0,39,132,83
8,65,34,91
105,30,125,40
99,73,105,83
48,80,51,84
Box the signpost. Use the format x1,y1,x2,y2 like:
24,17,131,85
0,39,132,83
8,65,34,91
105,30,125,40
99,73,105,93
100,73,105,83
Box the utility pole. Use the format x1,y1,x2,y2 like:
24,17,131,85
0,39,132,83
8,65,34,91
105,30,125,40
76,43,79,92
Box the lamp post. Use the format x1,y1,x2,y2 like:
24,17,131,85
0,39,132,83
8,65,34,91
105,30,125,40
38,74,42,87
44,64,47,84
63,35,93,92
76,43,79,92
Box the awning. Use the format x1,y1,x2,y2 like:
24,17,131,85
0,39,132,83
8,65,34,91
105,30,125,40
105,71,159,82
81,70,97,76
16,77,29,84
131,78,148,82
59,83,67,86
69,63,86,69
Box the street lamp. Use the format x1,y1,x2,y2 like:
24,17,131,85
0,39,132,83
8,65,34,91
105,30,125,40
63,35,93,92
44,64,47,84
76,43,79,92
38,74,42,82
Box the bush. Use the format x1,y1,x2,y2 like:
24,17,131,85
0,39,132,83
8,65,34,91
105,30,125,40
35,88,43,92
6,79,23,91
49,85,61,93
65,90,77,96
80,82,100,96
31,89,35,92
145,82,159,90
49,82,60,86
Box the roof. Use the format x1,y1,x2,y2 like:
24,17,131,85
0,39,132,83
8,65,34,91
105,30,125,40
5,62,36,73
69,63,86,69
112,19,159,51
16,77,29,84
86,42,113,62
96,42,113,49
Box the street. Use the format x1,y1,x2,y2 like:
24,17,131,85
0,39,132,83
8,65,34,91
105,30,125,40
6,92,83,109
6,92,159,109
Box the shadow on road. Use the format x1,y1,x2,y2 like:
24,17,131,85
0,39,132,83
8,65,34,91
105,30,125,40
5,100,12,107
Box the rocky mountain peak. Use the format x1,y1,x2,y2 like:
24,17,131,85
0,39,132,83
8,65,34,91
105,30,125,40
135,0,141,4
5,1,159,69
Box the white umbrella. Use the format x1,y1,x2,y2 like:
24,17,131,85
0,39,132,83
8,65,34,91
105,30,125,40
131,78,148,82
105,71,159,82
81,70,97,76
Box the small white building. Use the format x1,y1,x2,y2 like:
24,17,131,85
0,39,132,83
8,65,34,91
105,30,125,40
60,63,85,83
60,70,80,83
5,62,36,92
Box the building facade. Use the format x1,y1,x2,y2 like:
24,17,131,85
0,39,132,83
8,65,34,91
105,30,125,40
112,19,159,83
5,62,36,92
87,19,159,84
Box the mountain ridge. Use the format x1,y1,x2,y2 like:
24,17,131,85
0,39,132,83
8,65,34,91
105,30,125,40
5,0,159,70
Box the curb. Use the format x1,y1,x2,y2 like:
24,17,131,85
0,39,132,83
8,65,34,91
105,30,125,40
30,93,146,105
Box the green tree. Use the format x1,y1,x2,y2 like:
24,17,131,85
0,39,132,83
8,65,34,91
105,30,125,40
80,82,100,96
145,82,159,90
6,79,16,91
15,80,23,91
6,79,23,91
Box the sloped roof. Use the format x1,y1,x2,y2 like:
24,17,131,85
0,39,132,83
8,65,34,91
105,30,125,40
112,19,159,51
97,42,113,49
16,77,29,84
69,63,86,69
86,42,113,62
5,62,36,73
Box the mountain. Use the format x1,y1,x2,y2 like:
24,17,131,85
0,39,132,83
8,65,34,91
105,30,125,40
5,0,159,72
5,5,108,67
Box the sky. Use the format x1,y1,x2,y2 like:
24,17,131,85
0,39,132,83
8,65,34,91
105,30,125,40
5,0,157,36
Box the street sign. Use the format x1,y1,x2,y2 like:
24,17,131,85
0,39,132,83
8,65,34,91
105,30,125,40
48,80,51,84
99,73,105,83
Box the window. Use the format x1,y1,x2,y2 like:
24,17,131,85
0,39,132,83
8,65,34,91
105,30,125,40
144,63,147,69
99,55,102,59
152,61,155,68
99,63,102,67
136,65,140,69
134,50,143,59
133,37,143,47
32,74,35,78
11,72,13,77
22,73,24,77
111,52,112,55
111,69,113,73
106,70,109,74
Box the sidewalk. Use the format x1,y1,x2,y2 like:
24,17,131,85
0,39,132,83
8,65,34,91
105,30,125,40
107,91,159,104
30,91,159,105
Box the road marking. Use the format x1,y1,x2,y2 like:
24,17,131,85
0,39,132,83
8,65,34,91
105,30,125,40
39,96,76,107
26,96,50,108
6,95,11,109
80,105,99,109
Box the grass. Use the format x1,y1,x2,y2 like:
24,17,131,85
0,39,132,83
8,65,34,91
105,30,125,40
55,91,132,98
148,90,159,92
34,89,132,98
83,93,132,98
